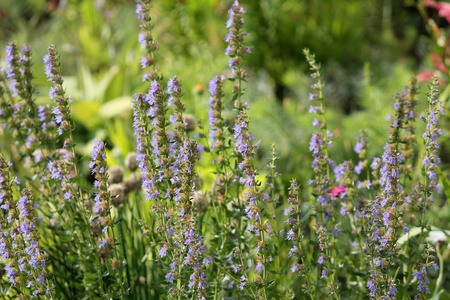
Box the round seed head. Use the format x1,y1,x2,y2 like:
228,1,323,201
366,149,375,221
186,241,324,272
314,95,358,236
183,114,197,133
123,173,143,194
125,152,139,171
108,183,126,206
108,166,124,184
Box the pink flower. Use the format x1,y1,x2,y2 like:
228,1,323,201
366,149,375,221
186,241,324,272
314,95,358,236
425,1,450,23
331,186,346,197
416,71,446,84
417,71,435,82
430,53,448,74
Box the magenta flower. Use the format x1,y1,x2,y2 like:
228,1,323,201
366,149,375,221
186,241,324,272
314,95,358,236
425,1,450,23
331,186,346,197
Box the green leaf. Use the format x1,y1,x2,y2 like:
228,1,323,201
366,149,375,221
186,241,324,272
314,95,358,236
430,289,444,300
71,100,101,130
397,225,444,246
98,96,132,119
59,235,74,242
105,117,133,155
397,227,423,246
436,167,450,208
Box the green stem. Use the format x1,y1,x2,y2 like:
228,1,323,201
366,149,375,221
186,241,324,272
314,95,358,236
433,244,444,297
111,249,125,299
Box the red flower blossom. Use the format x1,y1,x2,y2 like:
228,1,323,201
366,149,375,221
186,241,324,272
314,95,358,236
417,71,435,82
331,186,346,197
430,53,448,74
425,1,450,23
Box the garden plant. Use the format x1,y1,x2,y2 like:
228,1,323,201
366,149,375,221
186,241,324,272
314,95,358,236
0,0,449,299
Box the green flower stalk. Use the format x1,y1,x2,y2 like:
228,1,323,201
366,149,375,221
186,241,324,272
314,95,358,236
44,45,73,137
5,42,22,99
3,42,40,148
402,76,443,296
399,78,419,176
208,75,226,152
136,0,160,82
226,0,250,111
304,49,339,296
89,139,126,297
167,76,186,147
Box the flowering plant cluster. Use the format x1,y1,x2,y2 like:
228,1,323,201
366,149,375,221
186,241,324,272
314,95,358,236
0,0,448,299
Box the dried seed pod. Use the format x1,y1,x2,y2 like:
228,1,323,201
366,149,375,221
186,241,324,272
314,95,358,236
125,152,138,172
108,166,124,184
123,173,143,194
108,183,126,206
183,114,197,133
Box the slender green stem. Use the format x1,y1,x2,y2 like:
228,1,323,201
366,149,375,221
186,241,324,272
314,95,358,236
109,211,125,298
433,245,444,297
119,208,132,293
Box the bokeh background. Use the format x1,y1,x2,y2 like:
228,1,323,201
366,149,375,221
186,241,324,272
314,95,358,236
1,0,449,225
